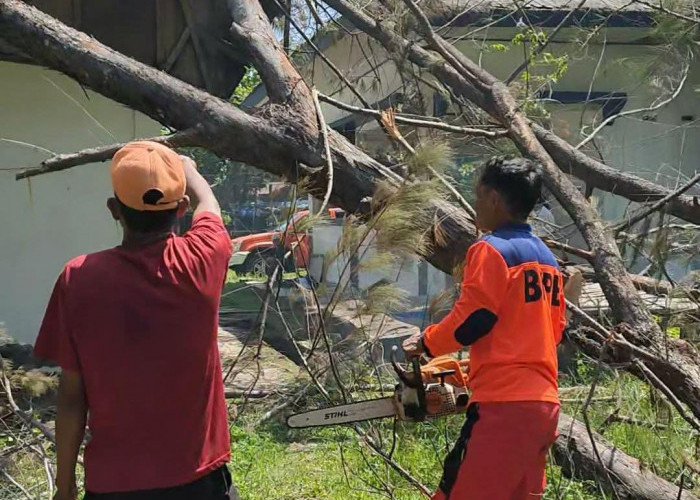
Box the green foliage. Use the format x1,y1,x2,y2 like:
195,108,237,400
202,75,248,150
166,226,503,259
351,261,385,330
362,282,409,315
512,28,547,47
561,373,693,486
231,67,262,106
357,251,398,273
504,27,569,118
336,216,367,259
370,180,445,259
446,160,476,197
651,315,683,339
667,326,681,339
407,141,454,175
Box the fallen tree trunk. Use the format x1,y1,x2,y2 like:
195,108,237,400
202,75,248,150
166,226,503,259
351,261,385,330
554,413,696,500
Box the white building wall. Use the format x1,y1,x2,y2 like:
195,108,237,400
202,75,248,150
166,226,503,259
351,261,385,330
0,62,161,343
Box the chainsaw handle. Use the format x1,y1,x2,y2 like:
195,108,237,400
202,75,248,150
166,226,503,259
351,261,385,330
390,346,416,387
411,357,427,421
431,369,456,386
390,346,423,389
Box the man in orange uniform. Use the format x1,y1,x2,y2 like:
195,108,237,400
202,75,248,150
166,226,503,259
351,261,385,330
403,157,565,500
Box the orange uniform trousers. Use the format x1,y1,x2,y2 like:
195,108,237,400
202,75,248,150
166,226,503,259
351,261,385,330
432,401,559,500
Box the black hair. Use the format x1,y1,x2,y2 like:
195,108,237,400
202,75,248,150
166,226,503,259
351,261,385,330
116,197,178,234
478,156,542,220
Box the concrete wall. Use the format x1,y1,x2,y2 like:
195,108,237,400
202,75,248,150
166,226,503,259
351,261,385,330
0,62,161,343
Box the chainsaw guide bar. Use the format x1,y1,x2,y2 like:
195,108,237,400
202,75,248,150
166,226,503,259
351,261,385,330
286,397,397,428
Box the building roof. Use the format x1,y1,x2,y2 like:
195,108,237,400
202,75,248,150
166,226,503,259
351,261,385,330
428,0,653,28
1,0,280,99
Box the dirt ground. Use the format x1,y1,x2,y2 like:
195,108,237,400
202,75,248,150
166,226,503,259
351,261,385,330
218,326,303,395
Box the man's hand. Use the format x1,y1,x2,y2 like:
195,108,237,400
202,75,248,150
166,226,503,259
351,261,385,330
402,332,426,359
53,483,78,500
180,155,221,218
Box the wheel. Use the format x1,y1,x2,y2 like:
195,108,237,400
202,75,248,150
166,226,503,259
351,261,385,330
242,251,278,276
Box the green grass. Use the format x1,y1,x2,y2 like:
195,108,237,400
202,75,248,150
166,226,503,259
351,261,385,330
228,368,695,500
220,270,310,314
230,417,605,500
561,373,693,486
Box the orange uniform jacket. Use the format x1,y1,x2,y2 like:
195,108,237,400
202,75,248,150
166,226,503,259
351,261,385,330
423,222,565,404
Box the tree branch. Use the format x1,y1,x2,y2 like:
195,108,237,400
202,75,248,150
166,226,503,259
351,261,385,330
321,0,700,226
318,92,507,137
312,88,334,215
271,0,375,111
226,0,311,109
532,123,700,225
578,266,674,296
543,238,594,261
615,173,700,235
634,0,699,26
16,129,201,180
576,63,690,150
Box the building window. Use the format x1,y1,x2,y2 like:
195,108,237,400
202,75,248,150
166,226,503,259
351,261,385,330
538,91,628,121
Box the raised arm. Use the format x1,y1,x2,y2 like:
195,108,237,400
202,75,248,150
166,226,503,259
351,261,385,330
180,156,221,219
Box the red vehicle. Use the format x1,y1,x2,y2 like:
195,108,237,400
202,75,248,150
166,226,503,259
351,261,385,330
229,208,345,275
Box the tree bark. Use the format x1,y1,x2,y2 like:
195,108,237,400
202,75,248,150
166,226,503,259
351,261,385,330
555,413,696,500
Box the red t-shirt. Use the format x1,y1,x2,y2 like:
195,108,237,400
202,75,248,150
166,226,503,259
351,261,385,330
34,213,233,493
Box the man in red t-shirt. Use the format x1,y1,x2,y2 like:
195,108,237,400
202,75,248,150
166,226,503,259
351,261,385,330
34,141,234,500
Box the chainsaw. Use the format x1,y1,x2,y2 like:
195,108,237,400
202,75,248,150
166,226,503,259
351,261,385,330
287,347,470,428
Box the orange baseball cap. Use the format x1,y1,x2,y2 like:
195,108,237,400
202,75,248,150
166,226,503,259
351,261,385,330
110,141,186,211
